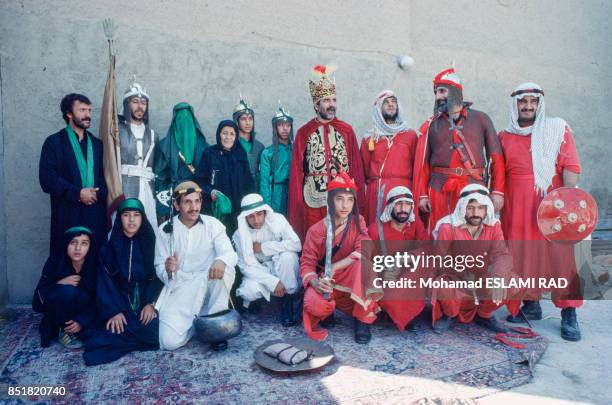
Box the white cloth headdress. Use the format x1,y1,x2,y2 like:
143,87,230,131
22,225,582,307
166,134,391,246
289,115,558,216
368,90,411,139
236,194,282,268
380,186,415,223
506,82,568,195
432,184,498,239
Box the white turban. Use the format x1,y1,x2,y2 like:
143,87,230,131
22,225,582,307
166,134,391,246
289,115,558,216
379,186,415,223
506,82,568,195
367,90,411,139
432,184,498,239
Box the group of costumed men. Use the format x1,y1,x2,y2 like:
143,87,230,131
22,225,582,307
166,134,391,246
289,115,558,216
33,64,585,367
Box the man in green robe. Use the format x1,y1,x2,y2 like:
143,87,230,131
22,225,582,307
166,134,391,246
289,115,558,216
260,105,294,215
154,102,209,222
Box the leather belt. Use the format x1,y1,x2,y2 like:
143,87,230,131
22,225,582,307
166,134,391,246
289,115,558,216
432,166,484,177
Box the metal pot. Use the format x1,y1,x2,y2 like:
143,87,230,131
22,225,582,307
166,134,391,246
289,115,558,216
193,309,242,344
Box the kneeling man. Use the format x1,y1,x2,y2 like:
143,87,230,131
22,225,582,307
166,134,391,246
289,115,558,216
155,181,238,351
431,184,511,334
233,193,302,326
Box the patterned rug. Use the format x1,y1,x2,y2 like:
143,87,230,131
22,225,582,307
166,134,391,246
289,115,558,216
0,305,547,403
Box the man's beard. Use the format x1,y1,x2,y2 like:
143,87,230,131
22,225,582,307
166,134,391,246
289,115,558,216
391,210,410,223
518,110,536,126
382,110,398,122
73,116,90,129
465,215,483,226
130,108,146,122
318,106,336,120
434,86,463,115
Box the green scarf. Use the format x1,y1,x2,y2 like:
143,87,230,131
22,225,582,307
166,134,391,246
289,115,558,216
171,105,197,165
66,125,94,188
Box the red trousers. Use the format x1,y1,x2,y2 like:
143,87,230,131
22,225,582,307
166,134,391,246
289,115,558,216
303,287,378,341
432,298,502,325
379,300,424,331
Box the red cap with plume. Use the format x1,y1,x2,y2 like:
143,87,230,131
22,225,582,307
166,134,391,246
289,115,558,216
433,68,463,91
328,172,357,192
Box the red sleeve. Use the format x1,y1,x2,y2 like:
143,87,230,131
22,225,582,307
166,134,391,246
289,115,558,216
557,126,581,174
360,136,372,180
300,221,325,287
490,153,505,196
413,119,432,200
482,113,505,195
354,215,371,252
436,223,453,241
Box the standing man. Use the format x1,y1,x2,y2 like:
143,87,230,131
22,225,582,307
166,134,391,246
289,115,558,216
154,102,209,221
413,68,505,235
40,93,108,254
361,90,418,226
288,65,365,240
154,181,238,351
260,105,293,215
117,82,158,228
233,97,265,188
499,83,583,341
233,193,302,326
367,186,427,331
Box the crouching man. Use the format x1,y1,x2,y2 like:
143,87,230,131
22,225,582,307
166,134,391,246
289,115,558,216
155,181,238,351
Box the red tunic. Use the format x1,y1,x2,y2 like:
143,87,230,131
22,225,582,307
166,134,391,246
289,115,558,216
300,215,380,341
413,108,505,235
368,221,427,330
431,222,509,324
288,118,365,241
360,130,418,225
499,127,582,309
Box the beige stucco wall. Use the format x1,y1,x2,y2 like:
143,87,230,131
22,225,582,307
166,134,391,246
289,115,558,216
1,0,610,303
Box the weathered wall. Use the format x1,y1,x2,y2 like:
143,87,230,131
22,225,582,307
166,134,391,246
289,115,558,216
1,0,610,303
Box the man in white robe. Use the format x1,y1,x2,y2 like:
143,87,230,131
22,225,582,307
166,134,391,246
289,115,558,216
233,193,302,326
155,181,237,351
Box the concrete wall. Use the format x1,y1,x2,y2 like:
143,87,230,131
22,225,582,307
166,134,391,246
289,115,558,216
1,0,610,303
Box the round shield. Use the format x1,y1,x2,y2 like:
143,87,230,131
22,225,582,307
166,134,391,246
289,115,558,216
254,337,335,373
537,187,598,243
193,309,242,344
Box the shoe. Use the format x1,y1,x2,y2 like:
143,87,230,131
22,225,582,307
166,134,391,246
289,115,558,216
561,308,581,341
474,315,508,333
281,294,296,327
39,316,55,348
406,313,423,332
319,313,335,328
59,329,83,350
211,340,228,351
248,299,263,315
506,300,542,323
433,315,455,334
354,319,371,344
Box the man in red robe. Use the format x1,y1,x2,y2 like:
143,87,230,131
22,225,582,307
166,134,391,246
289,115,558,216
300,172,380,343
361,90,418,226
499,82,582,341
368,186,427,331
413,68,505,236
288,65,365,240
431,184,510,334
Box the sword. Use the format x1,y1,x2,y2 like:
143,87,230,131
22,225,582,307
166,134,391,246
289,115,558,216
376,183,388,257
519,308,533,329
162,185,175,281
323,212,334,300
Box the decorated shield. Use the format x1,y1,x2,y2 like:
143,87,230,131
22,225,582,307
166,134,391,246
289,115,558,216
537,187,598,243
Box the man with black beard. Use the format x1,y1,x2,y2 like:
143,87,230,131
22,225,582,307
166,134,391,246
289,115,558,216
288,65,365,240
117,82,159,230
368,186,427,331
360,91,418,226
39,93,108,255
413,68,505,237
